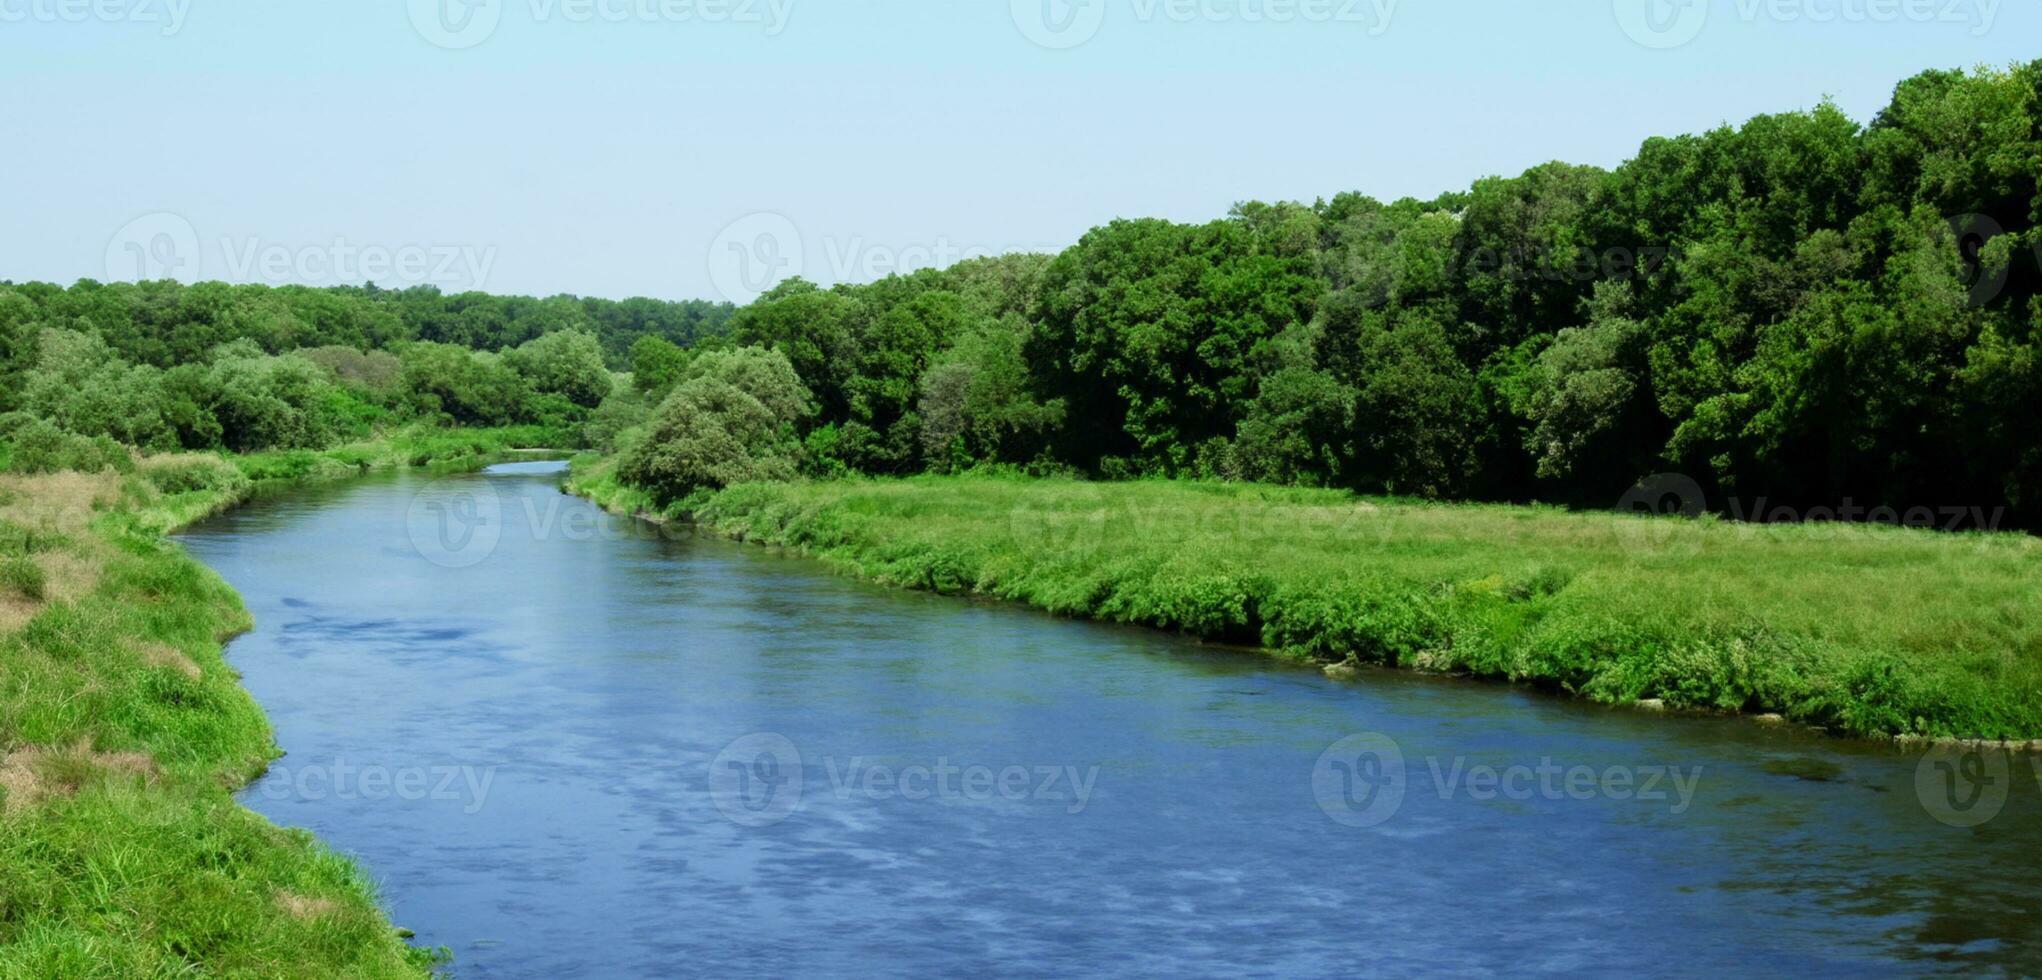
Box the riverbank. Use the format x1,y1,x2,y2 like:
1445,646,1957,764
0,426,554,976
566,461,2042,742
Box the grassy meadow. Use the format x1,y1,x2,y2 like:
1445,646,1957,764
0,427,555,976
578,468,2042,742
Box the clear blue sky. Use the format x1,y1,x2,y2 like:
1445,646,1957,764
2,0,2034,302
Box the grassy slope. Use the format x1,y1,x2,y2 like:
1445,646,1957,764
0,426,556,977
572,464,2042,742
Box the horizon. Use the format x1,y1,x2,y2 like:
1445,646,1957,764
4,1,2035,304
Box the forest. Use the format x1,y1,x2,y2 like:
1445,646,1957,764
4,62,2038,528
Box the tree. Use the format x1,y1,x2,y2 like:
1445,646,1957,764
618,346,814,504
507,329,613,408
629,335,692,400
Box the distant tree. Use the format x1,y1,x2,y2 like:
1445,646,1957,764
628,335,692,401
506,329,612,408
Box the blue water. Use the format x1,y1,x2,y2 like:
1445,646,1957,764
177,462,2042,977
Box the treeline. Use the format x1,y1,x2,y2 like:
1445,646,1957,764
5,63,2037,528
0,281,732,459
615,62,2042,529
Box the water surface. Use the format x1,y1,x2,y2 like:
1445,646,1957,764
179,463,2042,977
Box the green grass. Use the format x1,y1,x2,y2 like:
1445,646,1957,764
624,472,2042,741
0,425,552,976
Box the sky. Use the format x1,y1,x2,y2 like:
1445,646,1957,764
2,0,2036,303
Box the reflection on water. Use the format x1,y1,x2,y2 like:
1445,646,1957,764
178,463,2042,977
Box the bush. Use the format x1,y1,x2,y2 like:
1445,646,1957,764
581,388,649,454
506,330,613,409
297,346,403,393
4,417,134,475
398,343,535,427
617,346,813,503
139,454,253,497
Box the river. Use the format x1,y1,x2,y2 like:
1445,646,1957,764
176,462,2042,977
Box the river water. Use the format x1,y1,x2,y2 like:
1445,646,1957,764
176,462,2042,977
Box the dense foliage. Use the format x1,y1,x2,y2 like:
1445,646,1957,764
617,347,814,503
0,282,726,459
690,63,2040,527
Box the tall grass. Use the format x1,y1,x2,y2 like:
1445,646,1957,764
669,473,2042,741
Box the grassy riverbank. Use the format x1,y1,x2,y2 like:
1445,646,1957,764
0,426,553,976
570,462,2042,742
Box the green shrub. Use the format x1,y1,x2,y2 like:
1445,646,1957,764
4,417,135,475
618,347,813,504
505,329,613,409
139,454,253,497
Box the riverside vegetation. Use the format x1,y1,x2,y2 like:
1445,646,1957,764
559,63,2042,744
0,428,552,977
1,60,2040,970
568,467,2042,741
